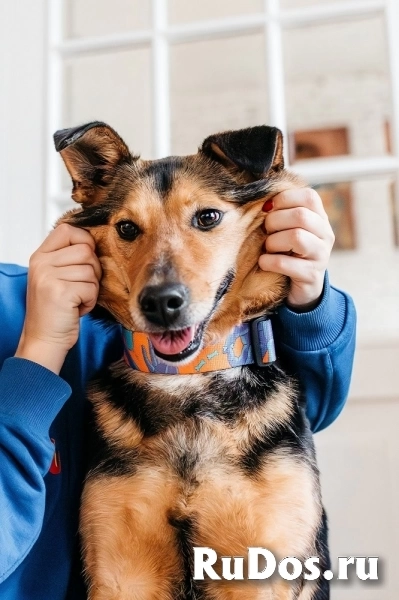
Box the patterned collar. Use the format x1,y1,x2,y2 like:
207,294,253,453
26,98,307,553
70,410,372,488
122,317,276,375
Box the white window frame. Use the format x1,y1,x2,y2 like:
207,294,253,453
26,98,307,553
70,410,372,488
45,0,399,357
46,0,399,211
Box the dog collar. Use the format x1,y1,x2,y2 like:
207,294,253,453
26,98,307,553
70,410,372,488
122,317,276,375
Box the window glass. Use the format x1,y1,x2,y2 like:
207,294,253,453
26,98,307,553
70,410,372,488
170,33,268,155
326,176,399,342
64,0,151,39
284,16,391,159
169,0,262,24
315,182,356,250
62,48,152,188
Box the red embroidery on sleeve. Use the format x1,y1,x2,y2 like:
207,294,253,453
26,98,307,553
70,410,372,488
49,438,61,475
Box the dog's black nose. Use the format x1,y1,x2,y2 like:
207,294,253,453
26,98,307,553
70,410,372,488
139,284,189,327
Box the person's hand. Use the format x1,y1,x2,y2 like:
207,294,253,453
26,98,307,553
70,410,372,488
258,188,335,311
15,224,101,374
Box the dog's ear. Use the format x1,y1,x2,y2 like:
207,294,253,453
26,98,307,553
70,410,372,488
201,126,283,182
54,121,134,206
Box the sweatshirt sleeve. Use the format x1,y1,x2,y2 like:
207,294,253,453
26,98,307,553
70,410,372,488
0,357,71,582
273,273,356,433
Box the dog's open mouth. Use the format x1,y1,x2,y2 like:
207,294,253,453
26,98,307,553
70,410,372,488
148,323,205,362
143,270,235,363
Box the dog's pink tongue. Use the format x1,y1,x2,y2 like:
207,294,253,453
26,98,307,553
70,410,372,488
149,327,195,355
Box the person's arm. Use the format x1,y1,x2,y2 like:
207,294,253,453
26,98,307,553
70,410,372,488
259,188,356,431
272,274,356,432
0,225,101,581
0,358,71,582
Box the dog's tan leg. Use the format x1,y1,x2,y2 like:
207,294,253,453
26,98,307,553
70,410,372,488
191,455,321,600
199,579,298,600
81,471,183,600
296,581,319,600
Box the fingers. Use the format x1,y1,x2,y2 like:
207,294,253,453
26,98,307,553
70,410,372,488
68,281,100,316
259,187,334,307
53,266,100,316
21,223,102,367
258,252,316,282
262,187,335,260
52,264,101,285
16,222,102,374
50,244,102,281
31,223,102,282
39,223,96,253
265,229,330,261
264,206,334,244
267,188,328,219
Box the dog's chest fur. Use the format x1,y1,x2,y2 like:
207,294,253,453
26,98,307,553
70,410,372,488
89,361,306,477
80,361,327,599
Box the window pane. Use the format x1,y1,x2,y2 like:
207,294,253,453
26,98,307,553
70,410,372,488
170,34,268,155
316,183,355,250
64,0,151,39
284,16,391,159
169,0,263,24
62,48,152,189
326,176,399,342
290,127,350,161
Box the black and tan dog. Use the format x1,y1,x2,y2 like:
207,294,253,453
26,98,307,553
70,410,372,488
55,122,329,599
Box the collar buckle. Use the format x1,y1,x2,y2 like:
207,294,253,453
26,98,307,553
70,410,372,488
250,316,276,367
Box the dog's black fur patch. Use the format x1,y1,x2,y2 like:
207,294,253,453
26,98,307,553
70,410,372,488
168,515,202,599
54,121,108,152
142,157,185,196
202,126,283,179
239,405,309,475
89,434,139,478
68,205,112,227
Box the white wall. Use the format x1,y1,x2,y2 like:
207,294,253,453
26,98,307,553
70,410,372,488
0,1,48,266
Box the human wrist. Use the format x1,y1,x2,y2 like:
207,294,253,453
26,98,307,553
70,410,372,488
285,293,321,313
15,333,68,375
285,274,325,312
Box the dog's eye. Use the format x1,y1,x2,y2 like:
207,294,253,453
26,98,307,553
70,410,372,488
193,209,223,231
115,220,140,241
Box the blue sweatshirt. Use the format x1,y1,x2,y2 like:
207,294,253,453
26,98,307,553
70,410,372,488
0,264,356,600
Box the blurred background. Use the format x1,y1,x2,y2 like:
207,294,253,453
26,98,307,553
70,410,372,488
0,0,398,597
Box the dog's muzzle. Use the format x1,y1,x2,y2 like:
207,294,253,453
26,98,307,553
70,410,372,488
139,283,189,328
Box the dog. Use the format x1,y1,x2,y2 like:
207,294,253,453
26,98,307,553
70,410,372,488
55,122,330,600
